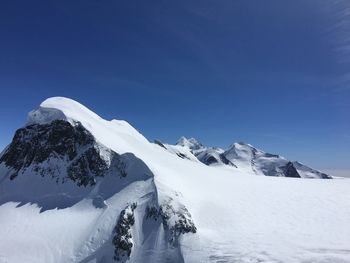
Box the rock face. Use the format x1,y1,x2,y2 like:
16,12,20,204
154,139,167,149
197,150,236,167
113,203,137,261
281,162,301,178
145,199,197,246
161,204,197,245
111,199,197,261
0,120,92,178
0,120,126,185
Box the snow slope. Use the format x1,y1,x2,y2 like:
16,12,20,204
0,97,350,263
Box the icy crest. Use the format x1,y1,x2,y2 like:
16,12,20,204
27,97,102,125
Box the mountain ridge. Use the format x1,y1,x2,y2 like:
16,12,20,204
0,97,349,263
168,136,331,179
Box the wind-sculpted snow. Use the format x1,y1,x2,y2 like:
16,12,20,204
0,97,349,263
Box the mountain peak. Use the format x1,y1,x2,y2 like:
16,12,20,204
27,97,102,125
176,136,203,150
233,141,255,149
0,97,341,263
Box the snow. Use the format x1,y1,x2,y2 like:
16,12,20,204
176,138,330,179
176,137,203,151
28,97,102,125
1,97,350,263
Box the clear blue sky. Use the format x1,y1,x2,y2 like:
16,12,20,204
0,0,349,173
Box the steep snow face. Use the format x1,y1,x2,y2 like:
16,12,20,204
223,142,288,176
0,97,349,263
293,161,332,179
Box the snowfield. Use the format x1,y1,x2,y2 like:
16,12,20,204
0,97,350,263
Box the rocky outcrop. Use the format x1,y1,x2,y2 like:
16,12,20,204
0,120,92,179
196,150,237,167
145,199,197,246
67,147,127,187
112,203,137,261
0,120,127,185
219,154,236,166
281,162,301,178
204,155,219,165
154,139,167,149
176,152,190,160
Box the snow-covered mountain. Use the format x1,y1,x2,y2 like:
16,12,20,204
0,97,349,263
172,137,331,178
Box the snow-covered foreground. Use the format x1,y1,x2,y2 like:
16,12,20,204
1,97,350,263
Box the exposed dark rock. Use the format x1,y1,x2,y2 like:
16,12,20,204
205,155,219,165
198,152,237,167
145,201,196,246
172,211,197,236
67,147,107,186
219,154,237,167
0,120,93,179
0,120,127,186
176,152,190,160
264,153,280,158
154,139,167,149
282,162,301,178
145,205,160,220
112,203,137,261
319,173,332,179
292,161,332,179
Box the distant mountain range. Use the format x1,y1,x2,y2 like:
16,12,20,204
158,137,331,179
